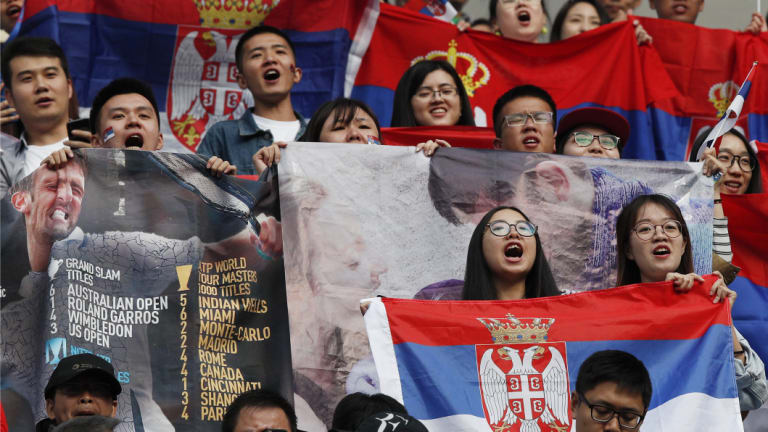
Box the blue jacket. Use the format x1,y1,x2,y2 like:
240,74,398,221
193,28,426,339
196,109,307,175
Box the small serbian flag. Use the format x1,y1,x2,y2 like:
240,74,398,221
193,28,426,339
696,61,758,161
367,135,382,145
102,127,115,143
402,0,458,23
364,276,742,432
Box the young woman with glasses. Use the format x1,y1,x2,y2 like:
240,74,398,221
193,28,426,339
615,194,767,416
462,205,560,300
391,60,475,156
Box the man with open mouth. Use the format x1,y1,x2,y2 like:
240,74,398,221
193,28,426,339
35,353,122,432
0,0,23,42
492,84,558,154
196,25,307,175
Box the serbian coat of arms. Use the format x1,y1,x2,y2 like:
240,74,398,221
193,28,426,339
476,315,571,432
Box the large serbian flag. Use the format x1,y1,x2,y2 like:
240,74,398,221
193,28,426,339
18,0,377,152
364,276,742,431
723,192,768,366
352,3,678,160
638,17,768,161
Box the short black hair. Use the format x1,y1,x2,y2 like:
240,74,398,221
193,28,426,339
331,393,408,431
689,126,762,194
576,350,653,411
470,18,493,28
391,59,475,127
1,37,70,91
550,0,608,42
300,98,381,142
222,390,297,432
89,78,160,133
235,25,296,73
492,85,557,137
489,0,549,23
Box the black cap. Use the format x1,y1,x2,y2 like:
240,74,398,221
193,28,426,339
355,412,428,432
44,354,122,399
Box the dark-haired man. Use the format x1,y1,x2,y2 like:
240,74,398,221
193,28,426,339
492,84,557,154
222,389,297,432
197,25,307,175
36,353,121,432
571,350,652,432
0,37,73,197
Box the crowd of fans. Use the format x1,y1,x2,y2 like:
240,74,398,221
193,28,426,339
1,0,768,431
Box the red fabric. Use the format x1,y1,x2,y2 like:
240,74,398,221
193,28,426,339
721,193,768,286
382,125,495,149
757,141,768,189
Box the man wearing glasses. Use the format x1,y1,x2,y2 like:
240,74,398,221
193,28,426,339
555,107,630,159
491,84,557,154
36,353,121,432
571,350,652,432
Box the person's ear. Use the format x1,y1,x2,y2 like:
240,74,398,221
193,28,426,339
626,245,635,261
570,391,579,413
236,71,248,90
111,399,118,416
67,79,73,100
493,137,503,149
292,65,302,84
551,131,557,153
533,160,570,201
45,398,56,420
11,191,28,212
156,131,164,150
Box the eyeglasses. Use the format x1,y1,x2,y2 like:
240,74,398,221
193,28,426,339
486,220,537,237
632,220,682,241
414,86,458,100
717,151,755,172
503,112,553,128
570,131,620,150
578,392,645,429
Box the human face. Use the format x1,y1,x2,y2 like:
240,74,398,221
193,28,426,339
0,0,22,33
318,107,379,144
233,406,291,432
410,69,462,126
6,56,72,128
495,0,547,42
482,209,537,286
22,162,84,242
625,202,686,283
715,133,753,197
495,96,555,153
572,382,645,432
562,126,620,159
649,0,704,24
94,93,163,150
45,376,117,423
596,0,641,21
236,33,301,104
561,2,602,40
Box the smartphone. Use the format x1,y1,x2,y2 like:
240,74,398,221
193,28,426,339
67,118,91,142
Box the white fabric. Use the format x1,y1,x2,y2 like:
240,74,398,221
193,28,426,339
22,137,68,176
252,113,300,143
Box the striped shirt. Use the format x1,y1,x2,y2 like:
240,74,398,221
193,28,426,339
713,217,732,263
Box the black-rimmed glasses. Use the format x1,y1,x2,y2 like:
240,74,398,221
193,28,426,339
578,392,645,429
570,131,620,150
632,220,682,241
717,151,755,172
486,220,537,237
503,111,553,127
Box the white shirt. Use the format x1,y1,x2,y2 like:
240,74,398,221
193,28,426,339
22,136,69,177
252,113,301,143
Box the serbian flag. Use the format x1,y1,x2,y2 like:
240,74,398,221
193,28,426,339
695,62,758,161
18,0,377,152
722,193,768,366
402,0,458,23
364,276,742,431
352,3,678,160
638,17,768,161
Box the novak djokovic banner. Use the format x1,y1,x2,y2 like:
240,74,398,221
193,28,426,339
0,149,291,432
363,276,741,431
277,143,713,427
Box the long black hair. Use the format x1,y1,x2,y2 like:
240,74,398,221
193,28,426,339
550,0,608,42
462,206,560,300
300,98,381,142
689,127,762,194
615,194,693,286
390,60,475,127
